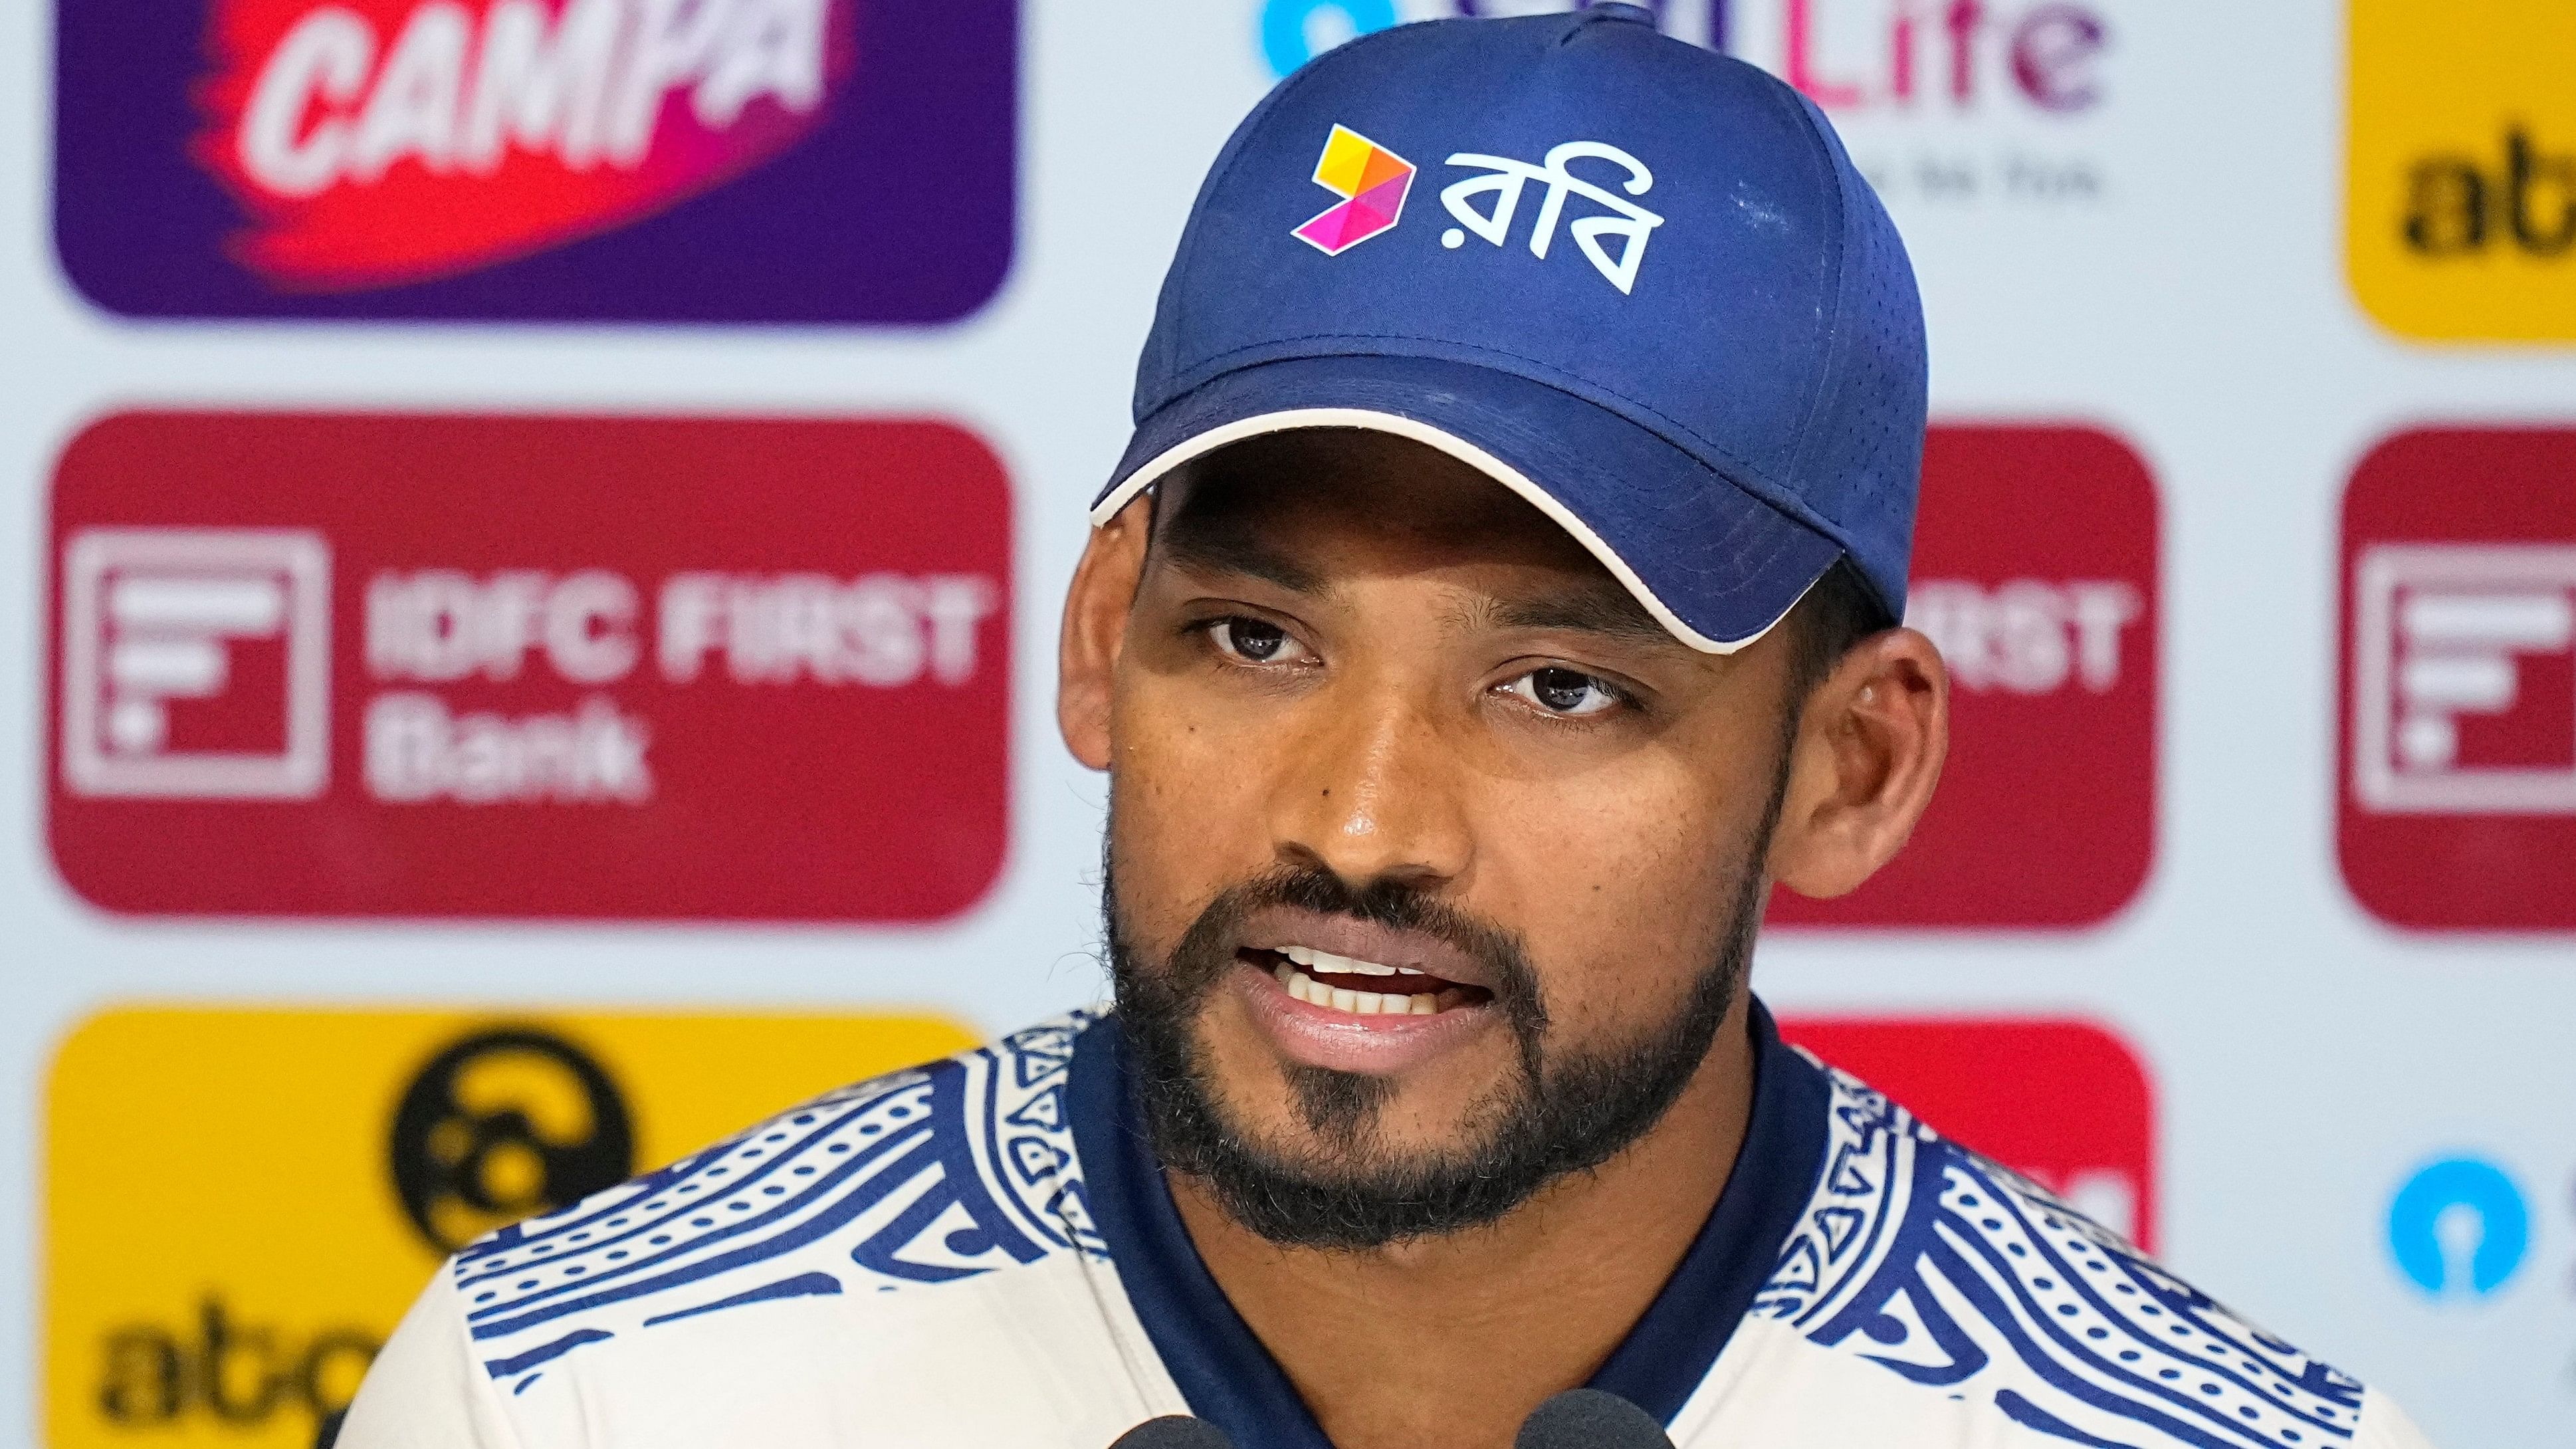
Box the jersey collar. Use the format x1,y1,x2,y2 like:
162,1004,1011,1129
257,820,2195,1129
1067,996,1831,1446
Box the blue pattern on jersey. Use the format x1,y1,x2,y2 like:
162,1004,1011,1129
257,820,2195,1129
639,1270,843,1328
446,1009,2381,1447
451,1014,1103,1392
1751,1056,2365,1448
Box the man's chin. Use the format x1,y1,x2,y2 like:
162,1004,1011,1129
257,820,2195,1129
1187,1041,1530,1183
1133,998,1600,1251
1165,1088,1539,1251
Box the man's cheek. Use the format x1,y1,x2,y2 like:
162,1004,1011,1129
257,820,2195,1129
1503,772,1741,935
1514,881,1729,1036
1192,997,1313,1129
1116,721,1274,927
1107,805,1202,961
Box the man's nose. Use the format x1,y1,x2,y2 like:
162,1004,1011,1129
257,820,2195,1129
1265,682,1473,889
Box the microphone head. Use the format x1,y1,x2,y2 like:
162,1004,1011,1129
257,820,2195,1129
1108,1416,1237,1449
1515,1389,1677,1449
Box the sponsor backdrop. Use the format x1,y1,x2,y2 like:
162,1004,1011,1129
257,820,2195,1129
43,1008,974,1448
4,0,2571,1444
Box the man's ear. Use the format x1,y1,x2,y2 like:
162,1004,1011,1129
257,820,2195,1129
1057,500,1153,772
1765,627,1949,899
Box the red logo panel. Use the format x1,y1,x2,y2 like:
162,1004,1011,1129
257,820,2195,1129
1770,425,2159,929
2339,429,2576,931
193,0,858,290
48,412,1010,920
1780,1017,2159,1252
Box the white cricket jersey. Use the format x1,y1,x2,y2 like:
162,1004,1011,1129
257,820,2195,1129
340,1004,2436,1449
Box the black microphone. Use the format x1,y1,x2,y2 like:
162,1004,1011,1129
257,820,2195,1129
1109,1415,1237,1449
1515,1389,1678,1449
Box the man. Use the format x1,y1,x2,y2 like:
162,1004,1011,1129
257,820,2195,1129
343,9,2434,1448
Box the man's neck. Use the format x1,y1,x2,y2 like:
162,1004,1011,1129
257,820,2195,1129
1164,1002,1759,1449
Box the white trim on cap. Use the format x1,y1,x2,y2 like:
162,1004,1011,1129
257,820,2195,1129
1091,407,1809,655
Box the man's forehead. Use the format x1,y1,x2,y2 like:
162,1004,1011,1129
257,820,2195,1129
1146,430,1669,643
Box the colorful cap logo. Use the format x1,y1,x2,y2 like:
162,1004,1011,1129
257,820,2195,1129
1293,124,1414,255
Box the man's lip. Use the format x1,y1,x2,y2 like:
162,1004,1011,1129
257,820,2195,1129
1228,959,1500,1075
1234,905,1497,990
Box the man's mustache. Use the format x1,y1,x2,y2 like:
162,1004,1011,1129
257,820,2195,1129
1168,863,1549,1041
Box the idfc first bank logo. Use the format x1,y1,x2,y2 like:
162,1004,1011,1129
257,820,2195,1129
53,0,1015,320
2339,429,2576,930
48,413,1011,920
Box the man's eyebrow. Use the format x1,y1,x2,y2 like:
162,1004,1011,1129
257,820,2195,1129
1152,522,1327,595
1484,589,1675,645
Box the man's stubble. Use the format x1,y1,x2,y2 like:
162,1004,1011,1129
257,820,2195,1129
1102,748,1792,1251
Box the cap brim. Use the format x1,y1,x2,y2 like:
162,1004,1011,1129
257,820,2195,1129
1092,355,1840,654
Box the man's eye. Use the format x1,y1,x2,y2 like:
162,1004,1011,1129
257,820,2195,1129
1505,667,1624,717
1209,617,1303,664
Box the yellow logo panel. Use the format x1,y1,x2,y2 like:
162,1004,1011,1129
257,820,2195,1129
44,1007,975,1448
2348,1,2576,340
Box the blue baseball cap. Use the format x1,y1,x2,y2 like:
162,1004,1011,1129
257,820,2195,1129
1092,4,1927,651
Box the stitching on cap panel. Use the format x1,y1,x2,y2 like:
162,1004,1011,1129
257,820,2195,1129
1160,51,1344,380
1769,84,1856,493
1158,17,1483,386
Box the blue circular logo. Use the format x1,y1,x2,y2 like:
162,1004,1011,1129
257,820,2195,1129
1261,0,1402,78
2387,1157,2529,1298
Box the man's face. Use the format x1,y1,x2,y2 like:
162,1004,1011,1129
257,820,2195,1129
1095,431,1808,1247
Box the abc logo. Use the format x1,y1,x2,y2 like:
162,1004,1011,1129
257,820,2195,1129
89,1026,638,1448
56,1009,968,1449
389,1028,636,1255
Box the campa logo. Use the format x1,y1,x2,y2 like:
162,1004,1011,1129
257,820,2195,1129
196,0,854,290
53,0,1016,322
2347,0,2576,340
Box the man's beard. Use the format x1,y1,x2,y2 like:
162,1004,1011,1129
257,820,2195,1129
1104,766,1788,1252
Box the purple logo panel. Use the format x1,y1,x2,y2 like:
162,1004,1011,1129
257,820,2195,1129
54,0,1016,322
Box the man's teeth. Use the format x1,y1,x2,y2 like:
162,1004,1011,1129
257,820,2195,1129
1279,945,1428,979
1274,964,1441,1016
1267,946,1448,1016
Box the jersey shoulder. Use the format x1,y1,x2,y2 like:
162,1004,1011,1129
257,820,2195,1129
445,1012,1107,1398
1747,1050,2397,1449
